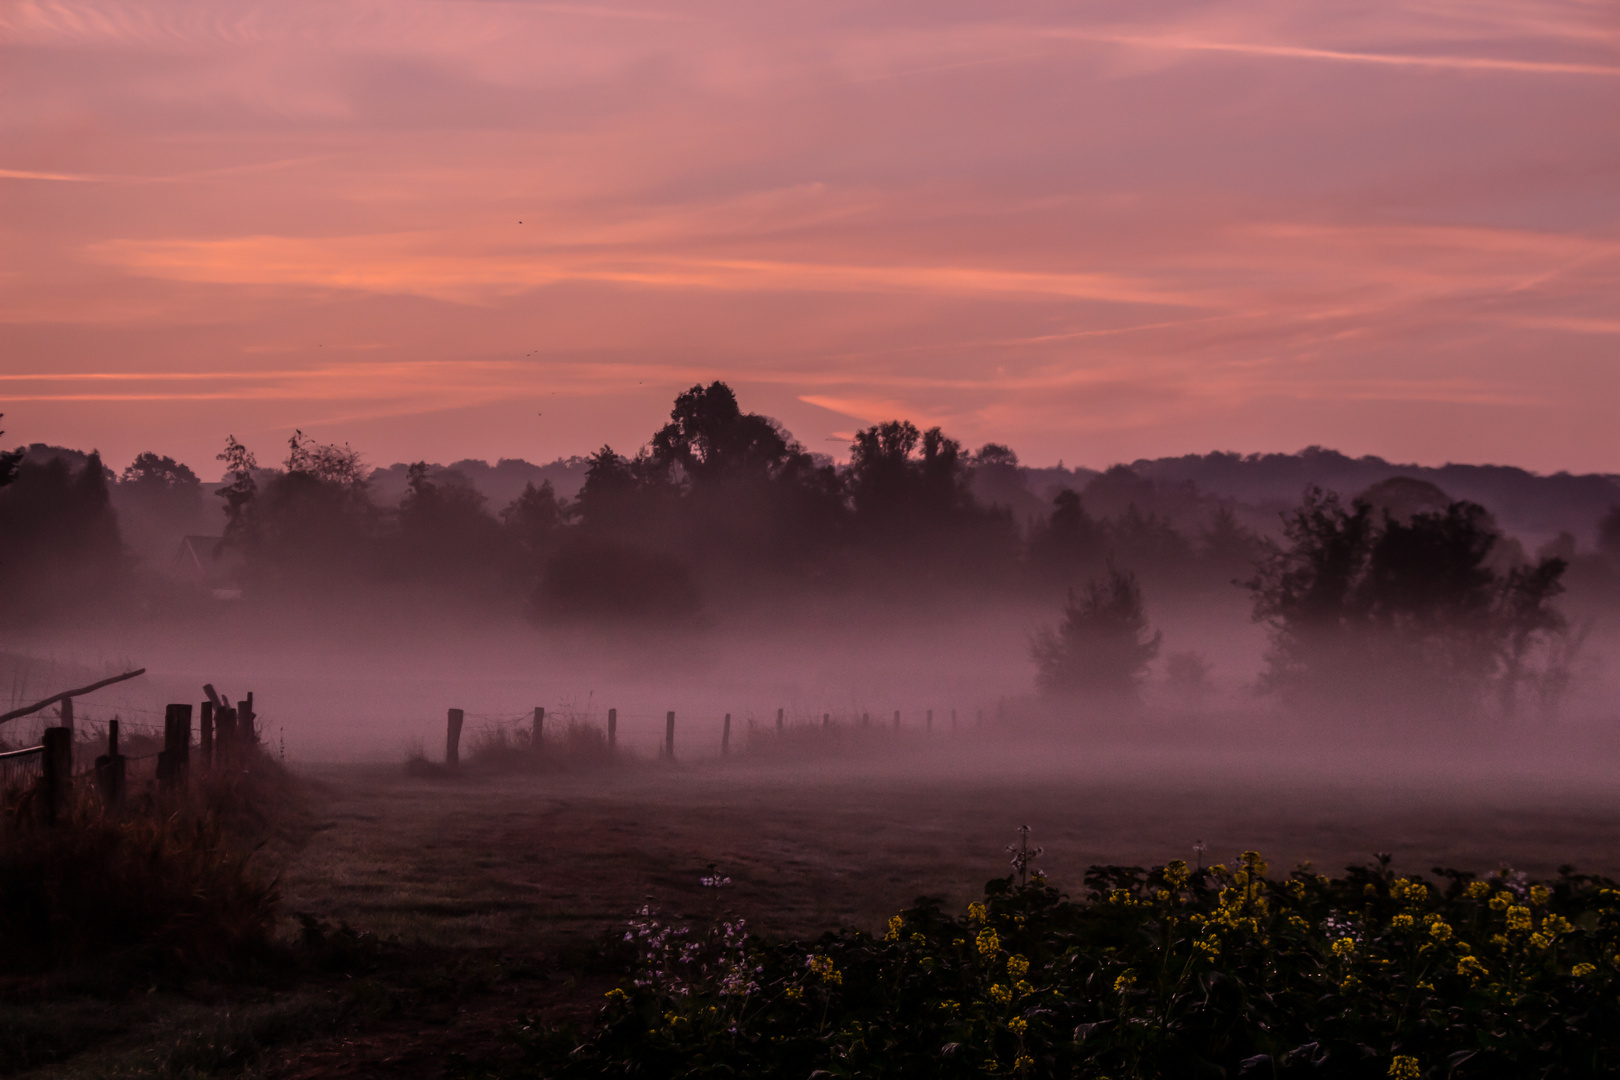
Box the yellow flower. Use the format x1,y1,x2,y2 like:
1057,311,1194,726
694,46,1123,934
886,915,903,941
1164,859,1189,888
967,902,988,924
1490,933,1510,949
1488,894,1510,912
1287,914,1310,931
1429,921,1453,942
1007,954,1030,980
1530,885,1550,906
807,955,843,984
1506,906,1532,932
1113,970,1136,994
1016,979,1034,995
1332,937,1356,958
1155,888,1170,902
1457,956,1488,981
1340,974,1360,991
1529,932,1551,950
1287,879,1306,901
939,999,959,1011
1008,1017,1028,1035
1391,914,1414,930
1388,1054,1420,1079
911,932,926,946
1543,914,1572,936
1240,850,1268,877
605,988,628,1003
1572,962,1596,977
1465,881,1491,901
784,986,804,1000
1014,1054,1034,1073
977,928,1001,959
988,983,1013,1005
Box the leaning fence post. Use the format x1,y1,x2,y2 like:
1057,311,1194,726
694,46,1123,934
665,711,675,759
40,726,72,826
532,707,544,750
893,709,900,731
926,709,933,733
722,713,731,757
238,698,255,744
607,708,617,750
60,696,73,734
446,708,464,769
823,712,830,729
952,709,957,733
776,708,784,733
200,701,214,769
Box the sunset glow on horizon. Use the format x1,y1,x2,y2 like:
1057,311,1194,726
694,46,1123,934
2,0,1616,477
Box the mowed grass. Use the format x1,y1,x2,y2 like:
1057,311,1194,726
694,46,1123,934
282,733,1620,953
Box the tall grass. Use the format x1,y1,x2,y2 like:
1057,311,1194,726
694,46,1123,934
0,744,290,976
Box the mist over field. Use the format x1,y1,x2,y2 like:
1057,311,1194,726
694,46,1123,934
6,381,1618,775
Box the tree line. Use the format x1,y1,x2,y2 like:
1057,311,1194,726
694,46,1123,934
0,391,1596,716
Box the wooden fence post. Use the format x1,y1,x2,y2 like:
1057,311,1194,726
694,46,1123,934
238,697,255,744
862,712,869,727
776,708,784,733
158,704,192,793
214,702,236,756
607,708,617,750
952,709,957,733
665,711,675,759
722,713,731,757
532,707,544,750
823,712,830,729
40,726,71,826
926,709,933,733
446,708,464,769
95,719,125,809
200,701,214,768
60,696,73,734
893,709,900,731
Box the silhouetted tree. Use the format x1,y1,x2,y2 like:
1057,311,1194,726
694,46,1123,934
1248,485,1569,716
501,479,565,553
1029,489,1105,583
215,436,259,539
650,381,795,482
0,417,20,491
395,463,509,588
0,449,122,616
1032,568,1161,699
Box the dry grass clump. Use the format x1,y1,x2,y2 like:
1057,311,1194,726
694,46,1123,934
464,719,616,773
0,748,290,977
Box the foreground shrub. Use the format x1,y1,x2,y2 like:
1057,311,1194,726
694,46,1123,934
470,855,1619,1079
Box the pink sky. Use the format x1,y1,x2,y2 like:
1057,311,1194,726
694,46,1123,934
2,0,1617,477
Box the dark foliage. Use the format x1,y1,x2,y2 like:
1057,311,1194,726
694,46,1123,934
1248,486,1568,714
457,857,1620,1080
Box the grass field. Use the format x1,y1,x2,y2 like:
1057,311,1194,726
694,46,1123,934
13,727,1620,1079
